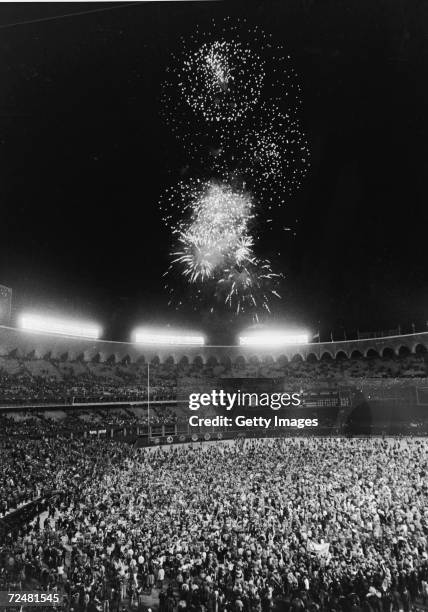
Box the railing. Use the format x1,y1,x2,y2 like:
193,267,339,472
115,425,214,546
132,424,428,448
0,396,180,409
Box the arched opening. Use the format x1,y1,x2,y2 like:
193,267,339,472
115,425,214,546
75,353,85,363
105,354,116,366
249,355,260,365
335,351,348,361
151,356,160,366
235,356,246,369
262,355,274,365
351,350,363,359
206,356,218,367
26,350,36,360
136,355,146,366
415,344,427,355
277,355,288,367
192,356,203,368
43,351,52,361
179,356,189,367
306,353,318,363
220,355,232,369
61,352,70,362
121,355,131,365
398,346,410,357
382,347,395,359
164,356,175,366
291,353,303,362
91,353,100,364
366,349,379,359
320,352,333,361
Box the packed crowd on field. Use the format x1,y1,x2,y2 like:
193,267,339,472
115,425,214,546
0,350,426,406
1,437,428,612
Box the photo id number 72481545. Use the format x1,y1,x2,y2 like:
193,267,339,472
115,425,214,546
0,592,62,606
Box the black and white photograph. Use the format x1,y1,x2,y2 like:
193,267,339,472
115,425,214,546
0,1,428,610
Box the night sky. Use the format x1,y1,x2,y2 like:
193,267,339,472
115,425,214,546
0,0,427,343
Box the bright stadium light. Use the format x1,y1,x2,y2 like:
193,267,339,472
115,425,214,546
19,313,101,340
133,328,205,346
239,330,309,346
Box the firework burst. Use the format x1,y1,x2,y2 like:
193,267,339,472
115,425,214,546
166,180,255,282
162,178,282,317
161,18,310,318
161,17,303,135
217,259,282,317
235,102,310,206
179,39,265,123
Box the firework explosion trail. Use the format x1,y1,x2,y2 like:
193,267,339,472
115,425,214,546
179,39,265,123
162,179,282,316
218,259,281,317
168,181,255,282
161,16,310,201
161,18,310,317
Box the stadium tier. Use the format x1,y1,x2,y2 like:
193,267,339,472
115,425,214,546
1,324,427,365
1,326,428,610
0,325,427,438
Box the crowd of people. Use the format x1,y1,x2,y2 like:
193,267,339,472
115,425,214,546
0,350,426,407
0,369,176,406
1,436,428,611
0,406,181,439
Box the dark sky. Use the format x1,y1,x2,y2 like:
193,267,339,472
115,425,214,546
0,0,427,343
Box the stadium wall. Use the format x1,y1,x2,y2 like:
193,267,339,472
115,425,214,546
0,325,427,364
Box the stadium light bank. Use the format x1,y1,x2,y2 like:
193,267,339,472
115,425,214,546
238,330,310,346
133,328,205,346
19,313,101,340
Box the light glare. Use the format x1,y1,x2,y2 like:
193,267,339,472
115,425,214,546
239,331,309,346
160,19,309,318
133,329,205,346
19,314,101,340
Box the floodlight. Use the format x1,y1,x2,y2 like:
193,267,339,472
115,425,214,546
133,328,205,346
239,331,309,346
19,313,101,340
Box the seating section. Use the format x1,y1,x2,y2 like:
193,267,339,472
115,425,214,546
0,352,426,407
0,404,178,437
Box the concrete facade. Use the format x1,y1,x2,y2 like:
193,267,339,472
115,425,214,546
0,325,427,365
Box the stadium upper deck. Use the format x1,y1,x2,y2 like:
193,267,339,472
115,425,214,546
0,324,427,364
0,322,427,438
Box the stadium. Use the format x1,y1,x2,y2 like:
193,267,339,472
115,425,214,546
1,319,428,610
0,322,428,438
1,1,428,611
